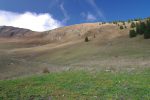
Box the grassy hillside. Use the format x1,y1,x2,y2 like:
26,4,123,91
0,70,150,100
0,35,150,79
0,23,129,79
0,22,150,99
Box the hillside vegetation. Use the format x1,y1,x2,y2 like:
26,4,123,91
0,70,149,100
129,17,150,39
0,19,150,99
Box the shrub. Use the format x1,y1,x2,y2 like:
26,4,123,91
130,22,136,28
129,18,150,39
128,20,131,23
120,26,124,30
134,18,142,21
85,36,89,42
94,34,96,38
139,22,146,34
129,30,137,38
102,22,106,24
123,22,125,25
43,67,50,73
144,30,150,39
135,22,146,35
146,20,150,28
136,23,140,34
113,21,117,24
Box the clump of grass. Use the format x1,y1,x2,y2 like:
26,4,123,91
43,67,50,73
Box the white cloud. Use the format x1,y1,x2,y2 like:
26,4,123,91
81,12,97,21
60,3,70,24
0,10,62,32
87,0,106,21
87,13,97,21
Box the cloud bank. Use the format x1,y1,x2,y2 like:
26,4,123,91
0,10,62,32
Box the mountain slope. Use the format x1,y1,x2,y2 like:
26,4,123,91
0,23,150,99
0,22,150,79
0,26,33,37
0,22,130,47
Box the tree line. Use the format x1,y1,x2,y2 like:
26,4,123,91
84,17,150,42
129,18,150,39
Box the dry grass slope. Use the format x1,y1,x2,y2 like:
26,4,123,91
0,22,150,99
0,22,149,79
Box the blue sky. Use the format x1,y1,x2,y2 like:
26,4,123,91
0,0,150,31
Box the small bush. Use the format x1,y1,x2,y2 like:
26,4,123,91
144,30,150,39
120,26,124,30
43,67,50,73
129,30,137,38
85,36,89,42
113,21,117,24
130,22,136,28
123,22,125,25
140,22,146,35
102,22,106,24
134,18,141,21
128,20,131,23
94,34,96,38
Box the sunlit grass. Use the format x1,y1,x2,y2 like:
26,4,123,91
0,69,149,100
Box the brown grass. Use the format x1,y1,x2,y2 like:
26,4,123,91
43,67,50,73
0,22,149,79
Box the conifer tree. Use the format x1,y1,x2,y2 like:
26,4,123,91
129,30,137,38
130,22,136,28
85,36,89,42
